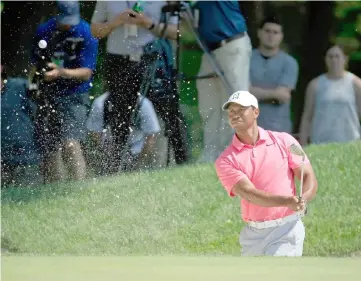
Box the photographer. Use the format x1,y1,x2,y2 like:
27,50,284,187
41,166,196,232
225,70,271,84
29,0,98,183
1,65,40,187
128,1,252,163
91,1,189,171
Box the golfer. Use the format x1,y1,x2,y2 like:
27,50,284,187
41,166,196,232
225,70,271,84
215,91,318,257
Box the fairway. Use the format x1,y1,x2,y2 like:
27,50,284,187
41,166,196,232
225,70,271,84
2,256,361,281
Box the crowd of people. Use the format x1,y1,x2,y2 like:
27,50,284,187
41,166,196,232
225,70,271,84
1,0,361,187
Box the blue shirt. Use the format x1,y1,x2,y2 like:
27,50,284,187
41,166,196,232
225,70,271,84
1,78,40,165
194,1,247,47
31,17,98,96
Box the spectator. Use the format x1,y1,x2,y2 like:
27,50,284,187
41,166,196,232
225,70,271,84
90,1,188,171
249,16,299,134
194,1,252,163
1,65,40,187
115,1,252,163
299,45,361,145
29,0,98,183
86,92,161,173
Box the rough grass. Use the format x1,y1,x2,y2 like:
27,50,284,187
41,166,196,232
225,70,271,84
1,141,361,257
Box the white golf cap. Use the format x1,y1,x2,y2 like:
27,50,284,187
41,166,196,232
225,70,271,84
222,91,258,110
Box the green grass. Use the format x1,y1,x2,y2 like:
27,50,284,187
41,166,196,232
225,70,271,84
2,142,361,257
2,256,361,281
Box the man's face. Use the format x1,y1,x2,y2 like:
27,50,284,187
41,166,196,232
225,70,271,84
227,103,258,130
325,46,346,74
258,23,283,50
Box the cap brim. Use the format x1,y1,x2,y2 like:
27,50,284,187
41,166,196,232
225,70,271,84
222,101,232,110
57,15,80,26
222,101,255,110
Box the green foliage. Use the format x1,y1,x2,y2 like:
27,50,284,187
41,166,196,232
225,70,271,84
334,1,361,19
334,2,361,61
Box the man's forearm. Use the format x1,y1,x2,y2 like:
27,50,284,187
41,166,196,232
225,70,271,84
59,68,92,81
250,86,290,103
233,185,289,207
300,173,317,202
250,86,277,102
91,21,118,39
299,118,311,146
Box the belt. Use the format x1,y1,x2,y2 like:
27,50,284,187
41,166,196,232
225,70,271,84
208,32,246,52
247,211,305,230
106,53,142,62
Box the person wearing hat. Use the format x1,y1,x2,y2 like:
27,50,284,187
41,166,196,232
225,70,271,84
29,0,98,183
215,91,318,257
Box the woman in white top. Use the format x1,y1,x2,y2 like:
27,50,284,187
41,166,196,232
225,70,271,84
299,45,361,145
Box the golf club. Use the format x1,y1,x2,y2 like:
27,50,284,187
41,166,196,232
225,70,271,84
288,143,305,200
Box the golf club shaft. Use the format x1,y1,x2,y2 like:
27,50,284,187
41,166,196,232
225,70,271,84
182,6,234,94
300,155,304,200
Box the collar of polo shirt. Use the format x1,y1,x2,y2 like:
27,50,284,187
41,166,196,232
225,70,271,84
232,127,274,150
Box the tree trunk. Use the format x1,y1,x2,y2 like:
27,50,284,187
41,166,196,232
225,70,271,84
1,1,56,77
239,1,265,43
292,1,335,134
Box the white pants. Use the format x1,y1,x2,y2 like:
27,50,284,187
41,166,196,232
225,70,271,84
197,35,252,163
239,219,305,257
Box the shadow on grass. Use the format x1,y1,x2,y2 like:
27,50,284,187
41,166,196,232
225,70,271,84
1,179,88,205
1,235,20,254
1,163,201,205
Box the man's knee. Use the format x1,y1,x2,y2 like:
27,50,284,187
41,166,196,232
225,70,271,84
63,140,83,155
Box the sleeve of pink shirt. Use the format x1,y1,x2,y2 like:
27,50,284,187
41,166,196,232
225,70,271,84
281,133,311,169
215,156,247,197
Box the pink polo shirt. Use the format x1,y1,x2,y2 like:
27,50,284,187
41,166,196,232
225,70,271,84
215,127,310,222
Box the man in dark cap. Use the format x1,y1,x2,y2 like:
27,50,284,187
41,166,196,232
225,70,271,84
29,0,98,183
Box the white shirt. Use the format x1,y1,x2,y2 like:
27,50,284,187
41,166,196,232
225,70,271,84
86,92,161,155
91,1,176,56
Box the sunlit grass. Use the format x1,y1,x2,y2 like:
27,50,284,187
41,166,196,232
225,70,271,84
1,141,361,257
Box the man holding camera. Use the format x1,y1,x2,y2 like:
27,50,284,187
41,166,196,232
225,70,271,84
91,1,189,171
127,1,252,163
29,0,98,183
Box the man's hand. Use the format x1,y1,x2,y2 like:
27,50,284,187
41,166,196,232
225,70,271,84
91,10,133,38
286,196,306,212
110,10,135,28
43,63,60,82
274,87,291,103
124,9,153,29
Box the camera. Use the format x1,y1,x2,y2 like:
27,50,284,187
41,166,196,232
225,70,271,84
28,43,53,101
